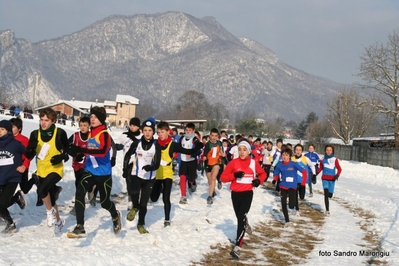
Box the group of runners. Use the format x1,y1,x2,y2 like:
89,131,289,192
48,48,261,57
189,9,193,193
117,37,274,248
0,109,342,259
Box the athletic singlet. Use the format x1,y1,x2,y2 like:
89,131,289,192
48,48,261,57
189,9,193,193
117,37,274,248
156,141,173,180
206,141,223,166
180,136,195,162
132,140,156,180
36,127,64,178
71,131,88,171
291,155,309,184
84,129,112,176
235,159,256,185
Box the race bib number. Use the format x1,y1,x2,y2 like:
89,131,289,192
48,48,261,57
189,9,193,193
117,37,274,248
38,143,51,160
212,147,217,158
286,177,294,183
160,159,169,166
89,155,99,168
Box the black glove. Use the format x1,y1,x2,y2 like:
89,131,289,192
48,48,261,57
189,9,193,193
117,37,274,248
272,180,276,185
70,144,84,156
234,171,245,179
50,153,68,165
196,142,204,149
312,174,317,184
64,153,69,163
252,179,260,187
172,159,177,166
111,157,116,167
142,165,152,172
334,174,339,181
25,148,36,160
75,153,85,162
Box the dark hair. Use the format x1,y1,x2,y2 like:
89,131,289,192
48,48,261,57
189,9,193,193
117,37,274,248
262,140,267,144
157,121,170,131
286,143,292,148
308,143,316,149
276,138,283,144
9,117,23,132
185,123,195,130
210,128,219,134
281,147,293,157
267,141,273,145
172,128,178,133
325,144,334,153
39,107,57,122
79,116,90,125
294,143,303,152
222,139,229,143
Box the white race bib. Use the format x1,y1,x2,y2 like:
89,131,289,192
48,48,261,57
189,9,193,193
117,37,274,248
89,155,99,168
212,147,217,158
286,177,294,183
38,143,51,160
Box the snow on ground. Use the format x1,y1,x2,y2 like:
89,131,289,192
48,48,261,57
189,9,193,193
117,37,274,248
0,114,398,265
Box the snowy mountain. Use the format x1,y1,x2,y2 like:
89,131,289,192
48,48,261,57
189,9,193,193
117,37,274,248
0,114,398,265
0,12,343,119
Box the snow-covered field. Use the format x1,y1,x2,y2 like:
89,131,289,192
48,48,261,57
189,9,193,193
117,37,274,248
0,114,398,265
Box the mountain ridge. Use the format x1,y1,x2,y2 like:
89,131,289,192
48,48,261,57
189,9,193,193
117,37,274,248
0,12,343,120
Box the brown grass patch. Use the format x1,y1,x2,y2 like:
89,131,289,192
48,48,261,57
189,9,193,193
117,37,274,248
194,187,389,265
192,191,325,265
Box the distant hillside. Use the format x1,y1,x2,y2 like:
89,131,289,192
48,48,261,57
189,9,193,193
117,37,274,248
0,12,343,120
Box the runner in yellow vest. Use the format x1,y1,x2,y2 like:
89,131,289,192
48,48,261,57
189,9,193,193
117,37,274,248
25,108,69,233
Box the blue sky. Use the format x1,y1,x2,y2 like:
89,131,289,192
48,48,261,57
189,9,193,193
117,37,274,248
1,0,399,84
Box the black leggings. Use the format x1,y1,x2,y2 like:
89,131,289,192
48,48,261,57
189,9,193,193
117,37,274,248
150,178,173,221
231,190,253,247
281,189,297,222
295,185,306,211
130,175,155,226
324,189,333,211
37,173,61,206
19,171,35,194
0,182,18,223
75,170,117,225
262,165,271,181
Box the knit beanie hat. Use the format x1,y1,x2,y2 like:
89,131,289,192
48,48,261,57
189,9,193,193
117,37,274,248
142,117,156,132
238,141,252,153
129,117,141,127
90,107,106,125
0,120,12,132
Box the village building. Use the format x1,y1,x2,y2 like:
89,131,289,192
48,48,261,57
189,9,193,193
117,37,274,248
34,94,139,128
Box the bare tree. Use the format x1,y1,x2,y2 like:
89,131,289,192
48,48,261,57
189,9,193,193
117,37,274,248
136,99,157,119
326,87,377,144
175,90,211,120
358,30,399,147
205,102,229,130
306,120,332,143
